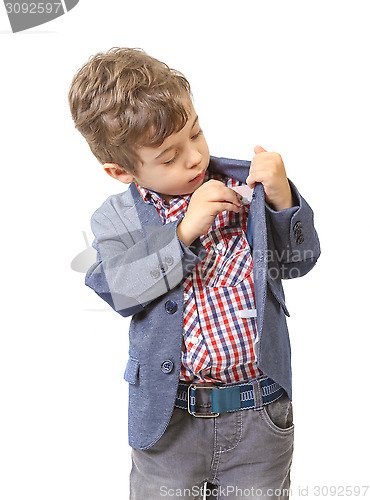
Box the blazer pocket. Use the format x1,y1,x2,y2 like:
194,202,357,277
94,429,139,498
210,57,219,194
267,277,290,317
123,356,140,384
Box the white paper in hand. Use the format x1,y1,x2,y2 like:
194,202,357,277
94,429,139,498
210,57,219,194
230,185,254,205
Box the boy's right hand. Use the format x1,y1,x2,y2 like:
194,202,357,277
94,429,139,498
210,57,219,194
177,180,243,247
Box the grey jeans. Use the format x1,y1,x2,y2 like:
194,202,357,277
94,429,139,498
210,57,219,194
130,379,294,499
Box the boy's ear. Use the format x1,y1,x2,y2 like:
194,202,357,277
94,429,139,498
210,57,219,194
103,163,135,184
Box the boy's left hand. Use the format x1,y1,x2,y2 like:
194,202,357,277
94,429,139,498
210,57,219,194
246,146,293,211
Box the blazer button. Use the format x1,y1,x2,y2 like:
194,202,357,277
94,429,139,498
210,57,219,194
164,256,174,266
161,360,174,374
150,269,160,279
165,300,178,314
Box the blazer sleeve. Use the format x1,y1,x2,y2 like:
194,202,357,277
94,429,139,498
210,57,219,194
85,210,207,317
265,179,321,279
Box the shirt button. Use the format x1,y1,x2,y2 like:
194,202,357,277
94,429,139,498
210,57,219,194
192,336,200,345
216,243,223,251
165,300,178,314
183,293,190,301
161,360,174,374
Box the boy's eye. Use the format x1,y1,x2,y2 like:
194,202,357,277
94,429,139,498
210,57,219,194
162,130,202,165
164,154,177,165
191,129,203,140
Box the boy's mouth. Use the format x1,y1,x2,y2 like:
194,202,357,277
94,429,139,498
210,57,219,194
189,170,205,183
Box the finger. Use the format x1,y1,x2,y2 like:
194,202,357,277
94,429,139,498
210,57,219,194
254,145,267,154
247,169,272,186
246,174,256,189
226,187,244,205
216,202,242,214
207,185,242,206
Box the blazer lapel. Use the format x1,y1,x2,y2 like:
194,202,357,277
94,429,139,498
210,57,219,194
248,182,268,338
129,156,268,339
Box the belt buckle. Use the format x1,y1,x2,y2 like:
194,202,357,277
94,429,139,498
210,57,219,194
187,384,220,418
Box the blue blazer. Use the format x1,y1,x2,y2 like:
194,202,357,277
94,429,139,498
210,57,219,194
86,156,321,450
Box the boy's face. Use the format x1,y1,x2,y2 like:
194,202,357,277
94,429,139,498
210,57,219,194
105,102,210,205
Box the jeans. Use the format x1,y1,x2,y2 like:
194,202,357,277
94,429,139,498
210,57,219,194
130,378,294,499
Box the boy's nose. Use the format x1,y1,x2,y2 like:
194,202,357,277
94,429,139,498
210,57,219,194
185,148,202,169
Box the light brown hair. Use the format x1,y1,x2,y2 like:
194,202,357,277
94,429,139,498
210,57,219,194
68,47,192,173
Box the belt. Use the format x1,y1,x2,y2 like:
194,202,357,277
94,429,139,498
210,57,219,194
175,377,284,418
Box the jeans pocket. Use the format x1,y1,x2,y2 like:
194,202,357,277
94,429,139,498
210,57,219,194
261,393,294,434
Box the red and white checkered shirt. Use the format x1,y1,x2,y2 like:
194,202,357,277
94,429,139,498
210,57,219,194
136,170,262,384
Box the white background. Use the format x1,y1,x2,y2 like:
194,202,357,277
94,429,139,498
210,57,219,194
1,1,369,499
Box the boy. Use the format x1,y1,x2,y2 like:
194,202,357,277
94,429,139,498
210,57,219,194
68,48,320,499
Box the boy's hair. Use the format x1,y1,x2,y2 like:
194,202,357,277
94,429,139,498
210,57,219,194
68,47,192,173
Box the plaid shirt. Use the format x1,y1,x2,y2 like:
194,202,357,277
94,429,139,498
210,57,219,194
136,170,262,384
